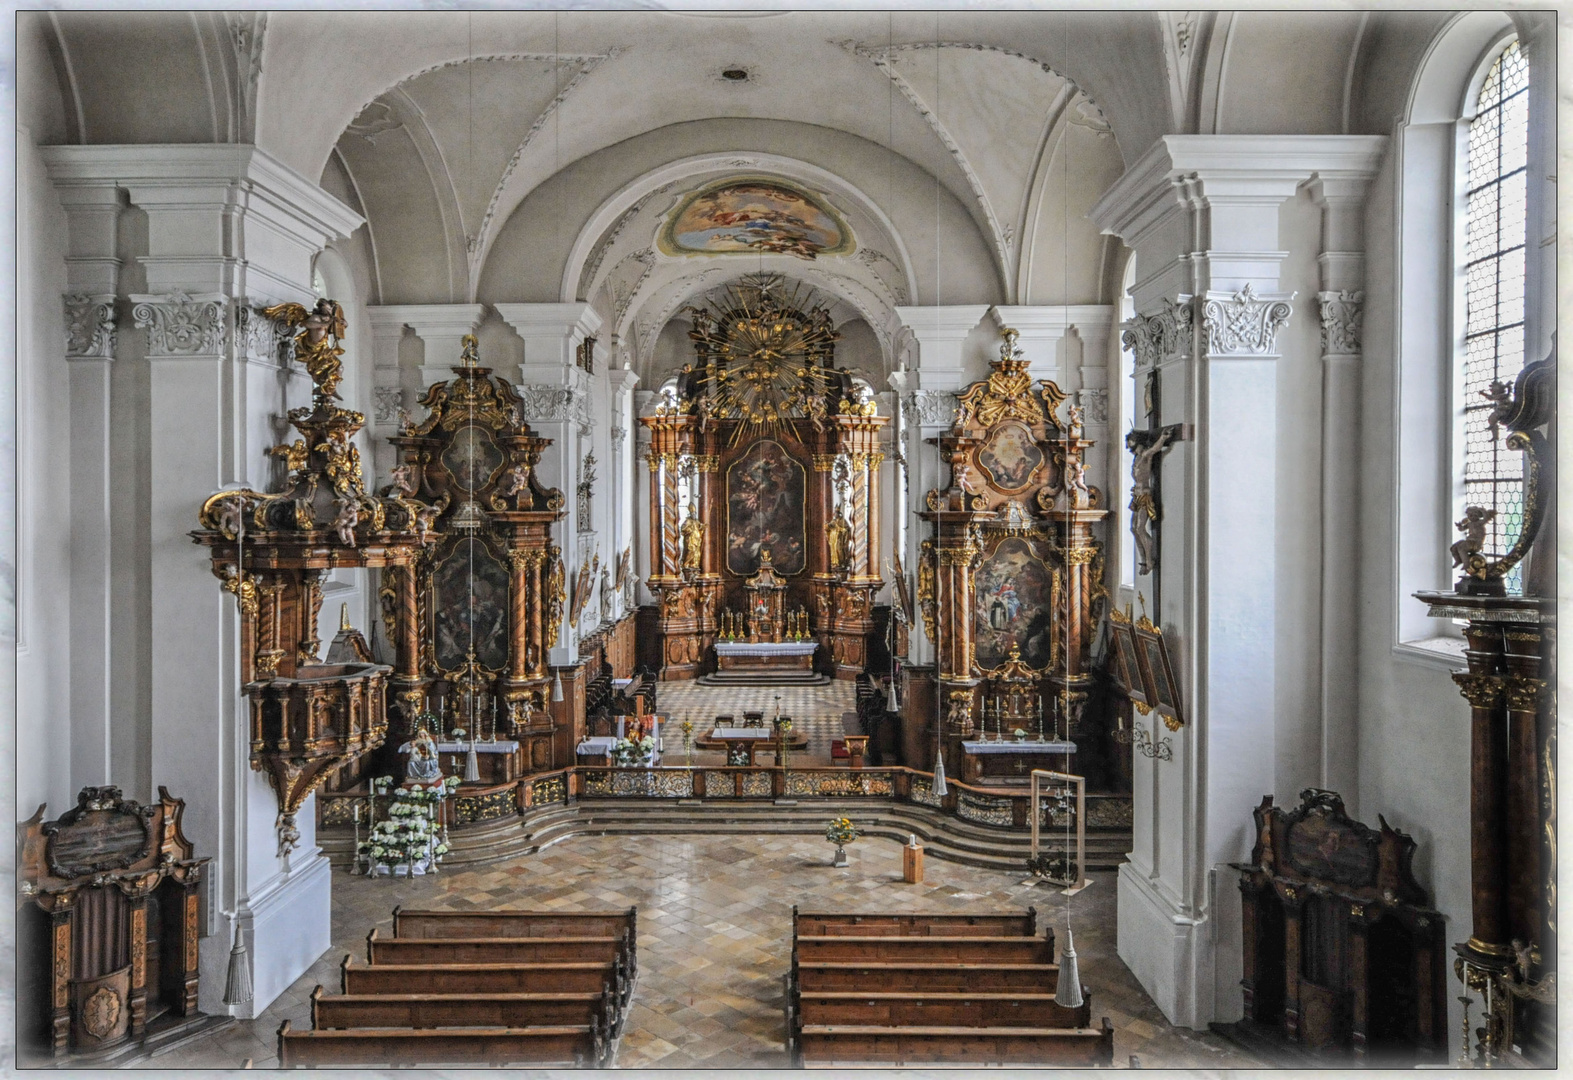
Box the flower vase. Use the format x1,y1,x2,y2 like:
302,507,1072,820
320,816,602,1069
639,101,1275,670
831,845,848,868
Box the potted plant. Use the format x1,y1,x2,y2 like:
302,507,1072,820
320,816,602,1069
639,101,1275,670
1013,727,1028,742
611,732,657,768
825,816,858,867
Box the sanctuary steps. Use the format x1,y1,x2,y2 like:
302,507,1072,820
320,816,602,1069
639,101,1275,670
319,798,1131,873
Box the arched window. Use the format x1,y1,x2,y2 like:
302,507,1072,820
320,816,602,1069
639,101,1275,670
1457,37,1528,589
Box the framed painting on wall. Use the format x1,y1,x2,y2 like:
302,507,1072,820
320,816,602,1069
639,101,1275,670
1132,616,1184,730
1106,609,1152,715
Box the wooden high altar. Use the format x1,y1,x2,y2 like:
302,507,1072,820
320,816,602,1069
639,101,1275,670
640,276,886,681
911,328,1108,785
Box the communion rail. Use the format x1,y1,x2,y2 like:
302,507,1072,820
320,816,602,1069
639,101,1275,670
318,765,1115,835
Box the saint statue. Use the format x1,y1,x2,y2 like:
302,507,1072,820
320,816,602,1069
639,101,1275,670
405,718,443,784
826,505,852,573
680,503,705,571
600,567,615,622
263,298,348,401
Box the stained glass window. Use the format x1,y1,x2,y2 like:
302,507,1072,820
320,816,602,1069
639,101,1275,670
1460,38,1528,588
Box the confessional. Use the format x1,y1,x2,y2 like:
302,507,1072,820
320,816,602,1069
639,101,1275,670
1235,789,1447,1063
18,787,208,1060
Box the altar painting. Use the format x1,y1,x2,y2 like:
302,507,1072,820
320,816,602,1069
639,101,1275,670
972,537,1057,670
975,419,1043,494
441,422,503,493
726,439,806,575
659,178,853,260
431,536,510,672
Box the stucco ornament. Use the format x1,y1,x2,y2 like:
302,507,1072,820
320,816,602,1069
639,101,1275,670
1202,285,1293,355
64,294,117,359
132,292,227,356
1317,290,1364,355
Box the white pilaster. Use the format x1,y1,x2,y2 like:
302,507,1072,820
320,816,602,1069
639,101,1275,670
44,144,362,1018
1306,172,1375,803
1090,134,1385,1028
495,302,602,663
369,304,486,387
52,181,124,796
608,366,640,621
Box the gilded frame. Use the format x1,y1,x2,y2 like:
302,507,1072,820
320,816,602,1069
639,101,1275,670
1132,617,1184,730
725,438,808,576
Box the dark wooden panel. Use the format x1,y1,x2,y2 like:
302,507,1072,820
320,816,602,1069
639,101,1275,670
341,959,613,997
795,936,1053,964
393,909,632,941
797,1020,1114,1067
795,912,1035,938
798,992,1089,1029
367,932,620,966
796,963,1059,994
278,1021,594,1068
312,990,605,1030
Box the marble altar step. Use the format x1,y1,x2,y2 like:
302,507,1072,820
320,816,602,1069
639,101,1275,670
696,669,831,686
319,798,1131,875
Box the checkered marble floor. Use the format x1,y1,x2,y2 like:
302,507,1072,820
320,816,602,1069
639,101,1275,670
657,680,857,763
150,834,1264,1072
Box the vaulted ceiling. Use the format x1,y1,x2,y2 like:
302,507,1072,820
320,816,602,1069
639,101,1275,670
31,8,1434,382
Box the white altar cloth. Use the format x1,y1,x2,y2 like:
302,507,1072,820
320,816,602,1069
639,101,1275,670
713,642,818,657
399,739,520,754
961,739,1077,754
710,727,773,739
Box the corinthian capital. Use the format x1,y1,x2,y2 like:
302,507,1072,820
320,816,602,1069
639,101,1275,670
64,293,117,359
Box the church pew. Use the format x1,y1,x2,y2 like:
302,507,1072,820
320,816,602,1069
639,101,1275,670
796,991,1090,1030
794,935,1054,964
278,1018,605,1069
795,962,1061,994
341,956,619,998
310,984,615,1031
366,928,623,966
794,908,1037,938
796,1019,1114,1068
392,907,635,943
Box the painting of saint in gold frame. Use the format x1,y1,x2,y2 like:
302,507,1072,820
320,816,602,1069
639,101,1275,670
430,535,510,673
1132,618,1184,730
972,536,1057,671
1107,609,1152,715
726,439,807,575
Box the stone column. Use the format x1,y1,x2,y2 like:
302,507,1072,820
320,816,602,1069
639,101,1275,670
607,367,640,620
1307,174,1374,801
1089,134,1386,1029
495,302,600,663
46,144,363,1018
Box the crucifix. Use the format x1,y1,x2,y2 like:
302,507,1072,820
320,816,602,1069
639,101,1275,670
1124,364,1190,600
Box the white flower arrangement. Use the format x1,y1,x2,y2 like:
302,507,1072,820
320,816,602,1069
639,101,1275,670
611,734,657,767
358,780,452,875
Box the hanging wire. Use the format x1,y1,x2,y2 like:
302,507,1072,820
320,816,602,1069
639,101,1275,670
1051,15,1084,1010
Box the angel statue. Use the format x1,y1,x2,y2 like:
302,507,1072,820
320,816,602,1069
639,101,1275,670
263,298,348,401
1451,506,1496,569
331,499,360,547
497,463,532,508
1064,460,1090,509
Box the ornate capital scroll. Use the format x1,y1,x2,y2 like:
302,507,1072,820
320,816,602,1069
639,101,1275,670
64,293,117,359
903,390,959,427
1317,290,1364,355
1202,285,1293,355
131,292,227,356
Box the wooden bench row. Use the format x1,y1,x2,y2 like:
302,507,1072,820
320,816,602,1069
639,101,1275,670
787,909,1112,1068
280,908,637,1070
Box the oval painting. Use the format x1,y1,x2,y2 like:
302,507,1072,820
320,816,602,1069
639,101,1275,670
660,178,854,261
975,420,1043,494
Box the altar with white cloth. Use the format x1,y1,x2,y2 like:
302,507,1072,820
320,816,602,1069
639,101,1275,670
397,738,525,786
699,640,827,686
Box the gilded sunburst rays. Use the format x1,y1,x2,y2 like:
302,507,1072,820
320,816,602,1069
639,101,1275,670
687,275,840,444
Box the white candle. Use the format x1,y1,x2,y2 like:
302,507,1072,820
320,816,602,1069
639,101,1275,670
617,716,626,739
